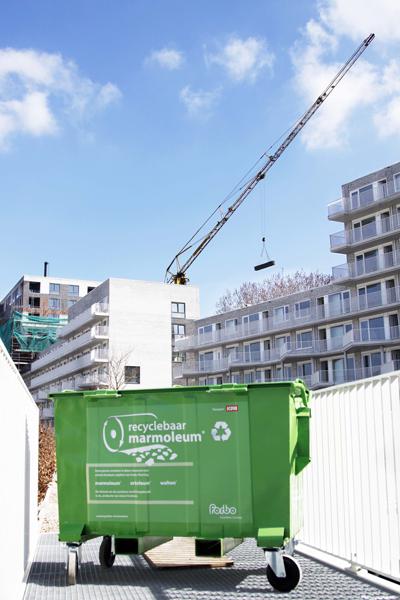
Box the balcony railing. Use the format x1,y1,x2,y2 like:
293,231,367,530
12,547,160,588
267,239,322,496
332,250,400,281
176,287,400,351
30,347,109,389
312,362,396,387
330,213,400,250
328,179,400,218
31,324,109,372
180,327,400,375
59,301,109,338
77,373,109,388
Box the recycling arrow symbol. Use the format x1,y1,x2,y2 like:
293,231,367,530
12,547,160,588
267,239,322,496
211,421,231,442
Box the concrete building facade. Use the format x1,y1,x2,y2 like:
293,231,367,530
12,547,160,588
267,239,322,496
27,278,200,419
174,161,400,389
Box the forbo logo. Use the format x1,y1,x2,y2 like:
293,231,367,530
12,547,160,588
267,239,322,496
211,421,231,441
209,503,237,516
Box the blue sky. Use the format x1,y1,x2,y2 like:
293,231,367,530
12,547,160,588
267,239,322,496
0,0,400,316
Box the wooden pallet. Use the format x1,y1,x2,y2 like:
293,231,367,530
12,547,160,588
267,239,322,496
144,537,234,569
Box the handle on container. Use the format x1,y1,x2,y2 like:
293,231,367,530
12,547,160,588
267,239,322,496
85,392,122,401
295,406,311,474
206,384,248,394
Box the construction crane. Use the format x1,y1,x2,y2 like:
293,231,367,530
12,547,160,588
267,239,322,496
165,33,375,285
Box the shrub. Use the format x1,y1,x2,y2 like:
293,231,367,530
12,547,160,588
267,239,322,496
38,424,56,503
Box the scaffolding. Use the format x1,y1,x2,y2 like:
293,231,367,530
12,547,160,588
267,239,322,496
0,311,67,370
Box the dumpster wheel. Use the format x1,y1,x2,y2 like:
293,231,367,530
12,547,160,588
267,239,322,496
99,536,116,568
66,546,79,585
266,555,302,592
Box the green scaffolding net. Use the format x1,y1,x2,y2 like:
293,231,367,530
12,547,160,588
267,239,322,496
0,311,67,353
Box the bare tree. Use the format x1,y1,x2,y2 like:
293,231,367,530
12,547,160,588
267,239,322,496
216,270,332,313
107,349,134,390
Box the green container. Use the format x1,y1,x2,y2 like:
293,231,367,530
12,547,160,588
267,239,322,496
52,380,311,591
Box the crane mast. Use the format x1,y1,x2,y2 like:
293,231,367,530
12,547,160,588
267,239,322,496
165,33,375,285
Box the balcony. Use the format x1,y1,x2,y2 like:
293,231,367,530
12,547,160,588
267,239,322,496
76,373,109,389
328,179,400,221
330,213,400,252
59,301,109,338
332,250,400,281
31,325,109,372
176,287,400,351
180,326,400,376
311,361,397,388
30,348,109,389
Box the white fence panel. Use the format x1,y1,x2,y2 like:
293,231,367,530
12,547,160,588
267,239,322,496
0,339,39,600
300,371,400,582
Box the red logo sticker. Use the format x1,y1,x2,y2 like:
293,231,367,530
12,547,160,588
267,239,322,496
226,404,238,412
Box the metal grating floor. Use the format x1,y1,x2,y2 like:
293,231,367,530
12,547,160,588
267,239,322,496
24,534,399,600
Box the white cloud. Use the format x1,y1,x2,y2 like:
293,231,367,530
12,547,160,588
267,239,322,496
374,97,400,137
319,0,400,43
180,85,220,118
291,0,400,150
0,48,121,149
145,48,184,70
206,36,274,83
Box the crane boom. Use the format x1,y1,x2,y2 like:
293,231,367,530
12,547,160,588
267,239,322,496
166,33,375,285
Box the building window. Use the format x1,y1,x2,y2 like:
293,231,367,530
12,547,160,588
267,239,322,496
49,283,60,294
49,297,60,310
394,173,400,193
284,365,292,379
360,316,385,341
29,297,41,308
352,216,376,242
328,290,350,316
296,330,313,349
295,300,311,319
276,335,291,353
244,342,261,362
68,285,79,296
68,300,77,308
125,366,140,384
362,352,382,377
198,325,212,340
329,323,352,349
243,313,260,334
226,346,239,363
356,249,378,275
358,283,382,309
297,362,312,379
172,302,186,317
87,286,95,293
230,372,241,384
273,305,289,323
172,323,185,338
244,371,254,383
29,281,40,293
199,351,213,371
172,351,185,363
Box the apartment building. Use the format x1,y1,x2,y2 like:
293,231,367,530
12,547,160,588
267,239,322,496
0,273,100,371
27,278,200,420
174,161,400,389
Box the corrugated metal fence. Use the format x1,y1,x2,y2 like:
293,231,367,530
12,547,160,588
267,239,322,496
300,371,400,582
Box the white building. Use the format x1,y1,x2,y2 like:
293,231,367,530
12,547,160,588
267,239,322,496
27,278,200,418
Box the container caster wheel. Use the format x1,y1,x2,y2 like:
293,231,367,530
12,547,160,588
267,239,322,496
99,536,115,568
266,554,302,592
66,546,79,585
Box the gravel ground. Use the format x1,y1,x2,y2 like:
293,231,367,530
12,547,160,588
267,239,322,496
38,474,59,534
